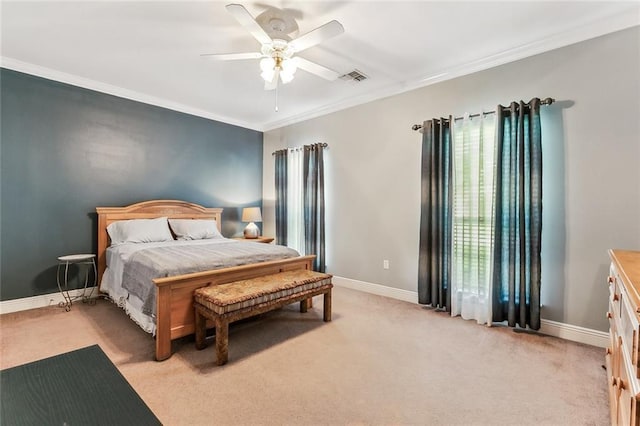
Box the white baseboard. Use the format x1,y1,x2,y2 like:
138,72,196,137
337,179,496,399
0,287,99,315
332,276,418,304
539,318,608,348
332,276,608,348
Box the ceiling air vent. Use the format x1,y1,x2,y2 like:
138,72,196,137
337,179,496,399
340,69,368,82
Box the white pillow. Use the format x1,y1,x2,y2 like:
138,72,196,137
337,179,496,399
107,217,174,246
168,219,223,240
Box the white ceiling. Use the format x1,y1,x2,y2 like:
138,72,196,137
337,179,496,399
1,1,639,132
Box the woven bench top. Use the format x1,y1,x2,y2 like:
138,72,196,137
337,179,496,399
194,270,332,311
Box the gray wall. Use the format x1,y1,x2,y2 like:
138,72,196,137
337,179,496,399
1,69,263,301
263,27,640,332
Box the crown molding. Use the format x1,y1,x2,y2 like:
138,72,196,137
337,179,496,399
0,57,263,132
261,10,640,131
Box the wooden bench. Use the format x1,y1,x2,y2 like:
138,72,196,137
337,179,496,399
193,269,333,365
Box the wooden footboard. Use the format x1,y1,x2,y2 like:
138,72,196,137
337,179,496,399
152,255,315,361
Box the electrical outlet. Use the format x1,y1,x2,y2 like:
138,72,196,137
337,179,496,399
383,259,389,270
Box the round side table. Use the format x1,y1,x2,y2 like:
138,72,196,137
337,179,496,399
56,254,97,311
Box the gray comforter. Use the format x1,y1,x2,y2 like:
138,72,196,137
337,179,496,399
121,241,299,316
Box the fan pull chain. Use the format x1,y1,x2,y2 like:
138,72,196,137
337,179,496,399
275,84,279,112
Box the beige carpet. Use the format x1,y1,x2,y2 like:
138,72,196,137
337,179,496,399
1,286,608,425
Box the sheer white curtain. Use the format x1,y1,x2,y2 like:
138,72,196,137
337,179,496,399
286,148,305,254
450,113,496,324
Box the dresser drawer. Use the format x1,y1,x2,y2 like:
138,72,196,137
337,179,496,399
612,298,621,334
608,348,619,426
618,349,640,426
611,264,622,298
610,332,622,380
611,271,623,318
620,287,640,376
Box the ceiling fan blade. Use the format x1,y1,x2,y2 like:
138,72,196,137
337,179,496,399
289,20,344,53
264,68,280,91
294,57,340,81
226,4,272,46
200,52,263,61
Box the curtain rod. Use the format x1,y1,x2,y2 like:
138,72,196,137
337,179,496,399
411,97,555,132
271,143,328,155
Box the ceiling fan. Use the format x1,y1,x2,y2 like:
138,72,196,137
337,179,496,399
202,3,344,90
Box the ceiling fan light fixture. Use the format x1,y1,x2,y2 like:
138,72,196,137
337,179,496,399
261,69,275,82
260,57,276,72
260,57,278,82
280,59,298,84
210,3,345,90
281,58,297,74
279,58,297,84
260,55,297,84
280,71,295,84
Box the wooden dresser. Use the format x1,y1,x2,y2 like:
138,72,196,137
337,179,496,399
607,249,640,425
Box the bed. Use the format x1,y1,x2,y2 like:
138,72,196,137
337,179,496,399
96,200,314,361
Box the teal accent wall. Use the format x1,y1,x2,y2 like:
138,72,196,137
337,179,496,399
0,68,263,301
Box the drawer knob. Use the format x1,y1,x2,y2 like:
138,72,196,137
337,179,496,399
608,276,615,284
618,378,625,390
606,347,612,355
607,312,613,319
613,294,619,302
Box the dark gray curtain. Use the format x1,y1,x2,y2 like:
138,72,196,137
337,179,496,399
274,149,288,246
303,143,326,272
418,118,453,310
491,98,543,329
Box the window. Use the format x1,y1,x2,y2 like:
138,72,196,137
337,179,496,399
450,113,495,323
286,148,305,254
274,143,327,272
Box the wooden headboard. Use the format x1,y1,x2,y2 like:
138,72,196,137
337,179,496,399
95,200,223,286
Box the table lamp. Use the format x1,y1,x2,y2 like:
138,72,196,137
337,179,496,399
242,207,262,239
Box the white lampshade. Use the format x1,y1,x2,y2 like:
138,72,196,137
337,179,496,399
281,58,297,74
260,57,275,72
261,70,275,82
260,57,276,82
242,207,262,239
260,56,297,84
242,207,262,223
280,70,295,84
279,58,297,84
